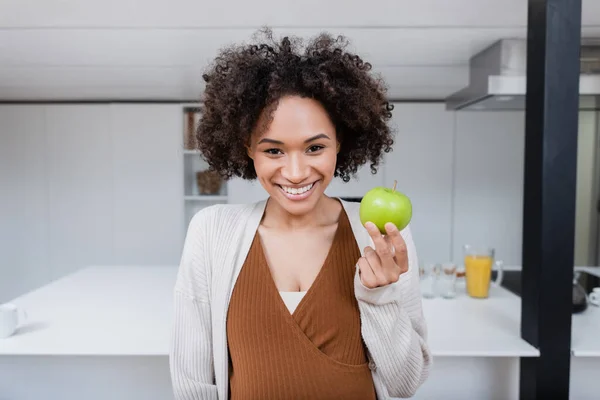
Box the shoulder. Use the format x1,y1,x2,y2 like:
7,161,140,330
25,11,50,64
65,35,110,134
339,198,361,225
189,202,253,222
339,198,361,213
186,201,263,241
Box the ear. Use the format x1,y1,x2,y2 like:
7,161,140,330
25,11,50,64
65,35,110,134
336,142,341,154
246,144,254,160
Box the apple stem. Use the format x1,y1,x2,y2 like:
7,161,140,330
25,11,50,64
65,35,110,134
392,180,397,192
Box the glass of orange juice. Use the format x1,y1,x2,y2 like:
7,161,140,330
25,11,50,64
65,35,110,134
463,245,504,299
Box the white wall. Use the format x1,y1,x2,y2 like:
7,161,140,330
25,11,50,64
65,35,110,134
382,103,455,265
1,103,597,302
452,110,526,265
0,106,50,301
384,106,527,266
110,105,184,265
45,105,114,281
0,104,184,303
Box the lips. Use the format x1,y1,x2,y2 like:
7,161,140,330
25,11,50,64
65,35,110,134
277,180,319,201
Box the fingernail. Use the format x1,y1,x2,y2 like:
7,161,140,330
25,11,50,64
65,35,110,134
385,222,396,232
365,221,376,230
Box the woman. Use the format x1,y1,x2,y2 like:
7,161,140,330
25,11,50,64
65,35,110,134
170,28,431,400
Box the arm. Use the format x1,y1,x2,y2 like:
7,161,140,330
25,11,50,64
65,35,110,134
169,209,219,400
354,224,432,398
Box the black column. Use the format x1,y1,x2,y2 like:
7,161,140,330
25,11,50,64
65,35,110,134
520,0,582,398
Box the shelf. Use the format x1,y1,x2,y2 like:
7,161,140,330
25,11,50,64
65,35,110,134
184,195,227,201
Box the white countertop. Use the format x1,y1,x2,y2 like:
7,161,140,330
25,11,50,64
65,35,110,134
495,265,600,357
572,305,600,357
422,286,539,357
571,266,600,357
576,266,600,278
0,266,177,356
0,265,563,358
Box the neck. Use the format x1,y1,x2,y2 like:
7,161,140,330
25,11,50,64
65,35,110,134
262,195,341,230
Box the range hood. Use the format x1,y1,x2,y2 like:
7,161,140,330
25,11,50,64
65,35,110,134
445,39,600,111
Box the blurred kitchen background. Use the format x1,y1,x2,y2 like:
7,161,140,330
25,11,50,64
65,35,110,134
2,1,600,302
1,1,600,399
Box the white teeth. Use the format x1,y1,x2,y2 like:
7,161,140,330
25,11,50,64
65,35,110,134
281,183,313,195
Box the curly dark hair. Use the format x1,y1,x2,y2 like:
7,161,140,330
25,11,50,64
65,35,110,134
196,27,395,183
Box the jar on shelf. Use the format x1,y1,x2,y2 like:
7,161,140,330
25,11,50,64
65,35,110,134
184,110,200,150
196,170,222,195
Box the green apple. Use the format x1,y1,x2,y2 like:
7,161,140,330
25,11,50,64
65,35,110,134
360,181,412,234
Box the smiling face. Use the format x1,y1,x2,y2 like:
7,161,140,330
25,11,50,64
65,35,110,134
247,95,339,217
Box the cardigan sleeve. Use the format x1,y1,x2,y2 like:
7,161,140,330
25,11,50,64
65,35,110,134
353,224,432,398
169,209,219,400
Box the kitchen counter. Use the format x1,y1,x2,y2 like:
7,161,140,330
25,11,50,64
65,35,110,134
13,265,600,400
577,266,600,278
0,266,177,356
572,305,600,357
571,264,600,358
423,287,539,357
570,265,600,399
0,265,539,358
486,265,600,357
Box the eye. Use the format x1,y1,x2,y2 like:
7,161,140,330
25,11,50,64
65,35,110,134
307,145,325,153
264,148,283,155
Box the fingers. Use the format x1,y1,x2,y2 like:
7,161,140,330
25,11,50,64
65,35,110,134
360,221,410,288
364,222,396,269
384,235,395,257
384,223,409,274
363,246,400,286
357,256,378,288
364,246,389,284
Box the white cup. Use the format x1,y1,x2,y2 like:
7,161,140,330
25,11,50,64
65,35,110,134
590,288,600,307
0,303,27,339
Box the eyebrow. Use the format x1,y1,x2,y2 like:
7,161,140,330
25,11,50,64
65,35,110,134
257,133,331,145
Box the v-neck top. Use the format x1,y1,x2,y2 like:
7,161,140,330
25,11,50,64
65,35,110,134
226,208,376,400
171,199,432,400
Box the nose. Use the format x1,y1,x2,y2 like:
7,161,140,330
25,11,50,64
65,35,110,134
281,153,309,184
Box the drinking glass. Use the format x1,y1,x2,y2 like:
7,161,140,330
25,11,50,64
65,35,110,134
438,263,457,299
420,263,439,298
463,245,504,299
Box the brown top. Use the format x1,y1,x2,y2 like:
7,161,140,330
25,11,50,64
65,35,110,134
226,209,377,400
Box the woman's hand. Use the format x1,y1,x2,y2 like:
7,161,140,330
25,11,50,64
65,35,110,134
357,221,409,289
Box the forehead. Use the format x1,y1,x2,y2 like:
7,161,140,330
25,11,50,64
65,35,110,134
254,96,336,142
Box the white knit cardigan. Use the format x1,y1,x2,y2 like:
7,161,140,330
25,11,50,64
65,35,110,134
169,198,431,399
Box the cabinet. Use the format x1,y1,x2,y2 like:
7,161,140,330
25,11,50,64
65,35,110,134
111,104,184,265
45,105,114,279
383,103,455,263
452,111,525,265
1,104,188,302
0,106,49,303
